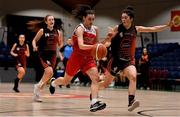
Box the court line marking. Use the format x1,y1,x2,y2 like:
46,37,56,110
137,108,180,117
0,106,180,116
0,92,89,98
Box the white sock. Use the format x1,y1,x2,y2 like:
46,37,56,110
51,81,56,87
91,98,98,105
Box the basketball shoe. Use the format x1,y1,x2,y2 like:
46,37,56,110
128,100,140,112
90,101,106,112
33,84,42,102
49,77,56,94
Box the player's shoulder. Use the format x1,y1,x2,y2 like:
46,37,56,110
93,25,98,29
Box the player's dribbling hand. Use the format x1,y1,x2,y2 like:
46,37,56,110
107,27,117,38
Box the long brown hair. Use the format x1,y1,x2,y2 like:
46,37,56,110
27,15,64,32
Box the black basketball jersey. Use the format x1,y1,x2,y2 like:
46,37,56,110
111,24,137,60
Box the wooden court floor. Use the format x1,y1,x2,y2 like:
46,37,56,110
0,83,180,116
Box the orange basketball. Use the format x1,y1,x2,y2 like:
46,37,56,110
91,43,107,60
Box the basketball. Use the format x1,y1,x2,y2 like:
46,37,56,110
91,43,107,60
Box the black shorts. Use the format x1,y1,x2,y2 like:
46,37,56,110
107,57,133,76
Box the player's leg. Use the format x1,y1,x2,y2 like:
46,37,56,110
86,67,106,112
123,65,140,111
49,72,74,94
98,58,116,90
33,66,53,102
98,69,114,90
13,67,25,92
49,53,79,94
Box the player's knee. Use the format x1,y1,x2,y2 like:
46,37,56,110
96,73,101,80
128,74,137,82
21,71,25,77
19,69,25,77
45,67,53,76
91,75,99,84
103,83,110,88
20,70,25,75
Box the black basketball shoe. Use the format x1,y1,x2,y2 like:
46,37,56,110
90,101,106,112
128,100,140,112
49,77,56,94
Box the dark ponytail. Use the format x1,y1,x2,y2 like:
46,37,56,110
122,6,135,19
126,6,134,12
72,4,95,20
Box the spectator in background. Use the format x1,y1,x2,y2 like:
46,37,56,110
60,38,73,69
58,38,73,88
139,47,150,90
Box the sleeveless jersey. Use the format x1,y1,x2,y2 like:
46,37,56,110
38,27,59,51
72,23,97,56
111,24,137,60
14,43,27,65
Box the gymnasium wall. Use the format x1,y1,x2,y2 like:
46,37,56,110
0,0,179,82
0,0,180,44
0,0,79,39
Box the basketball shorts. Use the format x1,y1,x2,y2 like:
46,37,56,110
66,52,97,76
16,61,26,70
107,57,135,76
39,51,57,69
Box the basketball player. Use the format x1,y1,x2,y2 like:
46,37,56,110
49,5,106,112
99,6,173,112
31,15,63,102
10,34,30,92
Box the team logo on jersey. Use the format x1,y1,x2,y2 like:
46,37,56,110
119,32,123,37
16,47,20,51
18,63,22,67
112,67,118,73
46,60,51,66
45,33,50,37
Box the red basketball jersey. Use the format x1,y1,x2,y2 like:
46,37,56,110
72,23,97,56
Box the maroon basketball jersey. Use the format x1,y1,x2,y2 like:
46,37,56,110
38,27,59,51
14,43,27,67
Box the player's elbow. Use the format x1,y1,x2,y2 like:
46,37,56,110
27,53,30,57
10,51,13,56
79,44,85,50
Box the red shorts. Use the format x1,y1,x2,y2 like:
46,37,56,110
66,52,96,76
